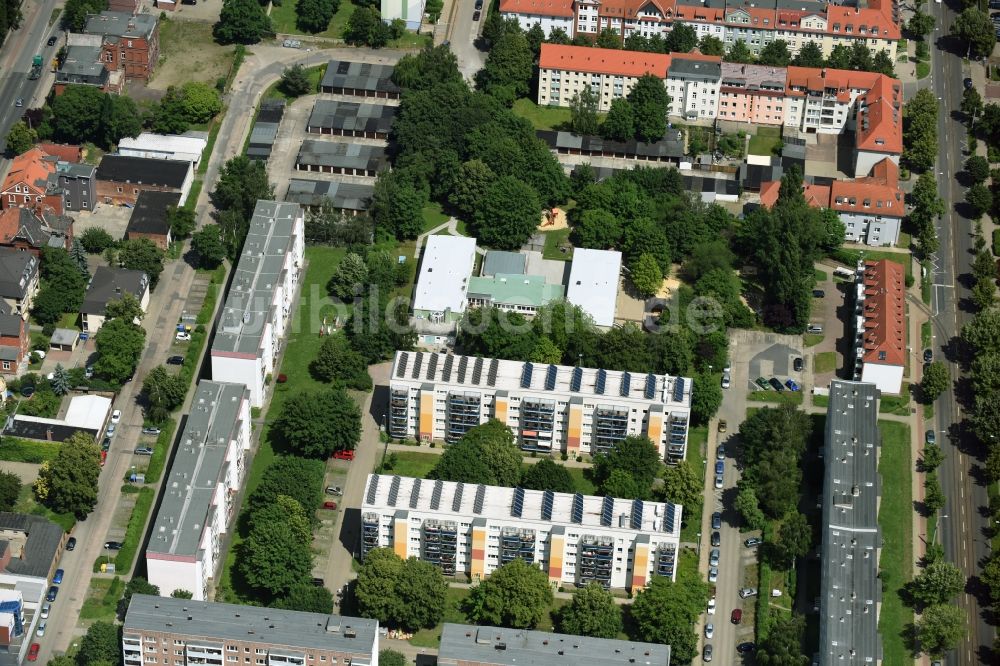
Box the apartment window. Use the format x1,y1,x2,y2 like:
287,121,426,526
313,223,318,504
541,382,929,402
23,195,29,203
228,658,237,663
227,647,237,652
117,187,123,193
121,51,126,60
128,40,133,47
2,361,10,370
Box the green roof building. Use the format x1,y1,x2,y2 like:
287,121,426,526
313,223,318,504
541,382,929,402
467,273,564,315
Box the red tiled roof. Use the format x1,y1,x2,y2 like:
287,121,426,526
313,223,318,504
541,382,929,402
539,43,671,78
36,143,82,164
1,147,56,195
761,158,902,216
855,75,903,154
825,5,900,40
861,259,905,367
499,0,575,17
759,180,831,209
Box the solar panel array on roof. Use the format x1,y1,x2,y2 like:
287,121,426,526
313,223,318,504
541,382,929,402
570,366,583,392
473,484,486,514
387,476,401,507
571,493,584,524
395,353,408,378
366,476,379,505
664,504,676,533
409,478,422,509
452,483,464,512
601,496,614,526
442,355,454,382
511,487,525,518
487,359,499,387
411,352,423,379
457,356,469,383
545,364,557,390
541,491,554,521
426,354,438,380
620,372,631,397
631,500,643,530
595,369,607,394
673,377,685,403
472,357,484,385
521,362,533,388
645,373,656,400
430,480,443,510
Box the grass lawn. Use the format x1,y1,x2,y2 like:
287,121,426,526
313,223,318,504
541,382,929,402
57,312,79,330
748,127,782,155
813,351,836,374
748,390,803,405
923,402,934,419
803,333,824,347
879,383,911,416
270,0,356,39
834,248,912,281
812,394,829,408
0,437,61,464
14,484,76,533
410,587,472,648
151,19,237,90
379,450,440,477
565,466,596,495
916,61,930,79
680,426,708,543
511,99,574,131
542,228,573,261
80,577,124,621
814,269,828,283
93,487,154,574
422,202,450,233
877,420,913,666
263,64,327,102
921,321,932,350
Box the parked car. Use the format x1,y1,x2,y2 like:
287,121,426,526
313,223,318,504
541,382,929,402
474,0,483,7
926,430,936,445
716,445,725,460
53,569,63,585
473,9,481,19
736,642,756,654
812,289,825,298
333,450,355,461
101,437,111,452
707,597,716,615
40,603,50,619
704,622,714,638
84,365,94,379
47,35,57,46
718,419,727,433
807,324,823,334
175,331,192,342
36,622,45,637
104,541,122,550
711,531,721,547
793,357,804,372
965,77,974,90
709,548,720,567
142,427,161,435
66,537,76,551
714,474,723,489
166,355,184,365
711,512,722,530
27,644,39,662
311,577,325,587
755,376,770,390
100,450,107,466
708,567,718,583
714,461,724,476
785,379,800,391
923,348,933,363
134,447,154,456
107,423,116,435
731,608,742,624
325,486,343,496
15,97,23,107
739,587,758,598
721,373,730,389
744,537,763,548
703,644,713,662
768,377,785,392
111,409,122,424
323,501,338,509
46,586,58,602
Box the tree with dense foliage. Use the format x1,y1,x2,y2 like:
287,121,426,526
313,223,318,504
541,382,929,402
726,39,754,63
629,253,664,297
5,121,35,154
962,86,983,123
430,420,522,486
117,577,159,618
595,27,621,49
393,45,463,90
249,495,312,545
602,97,636,142
593,436,662,499
735,481,767,530
966,155,990,184
327,252,368,300
920,362,950,401
105,292,144,325
758,39,791,66
63,0,106,31
558,583,622,638
473,175,542,250
477,30,534,104
756,613,808,666
697,34,725,56
50,85,140,148
142,365,188,422
296,0,339,33
966,182,993,217
952,8,997,59
35,433,100,518
904,88,938,171
0,471,20,512
310,334,372,390
570,88,600,135
214,0,271,44
171,589,194,599
190,224,227,269
378,651,406,666
925,472,946,513
238,517,313,597
661,459,702,508
166,206,196,240
908,10,935,37
76,621,122,666
94,318,145,384
344,6,396,47
370,170,426,240
275,388,360,458
737,405,811,518
914,604,965,657
664,22,697,53
465,558,553,629
32,248,87,329
520,458,575,493
630,572,709,663
211,156,274,254
272,584,334,613
627,74,670,142
80,227,116,254
118,238,164,288
792,41,824,67
908,560,966,608
280,64,313,97
773,511,812,568
247,456,324,516
49,363,70,396
356,549,448,630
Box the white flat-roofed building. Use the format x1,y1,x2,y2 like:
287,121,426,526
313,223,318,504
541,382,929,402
210,201,304,407
388,350,692,462
411,235,477,326
145,381,251,601
122,595,379,666
117,132,208,169
566,248,621,327
361,474,682,590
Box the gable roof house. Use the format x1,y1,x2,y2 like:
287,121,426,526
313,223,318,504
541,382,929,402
0,148,65,216
80,266,150,336
124,191,182,249
0,311,29,375
0,248,40,319
0,208,73,254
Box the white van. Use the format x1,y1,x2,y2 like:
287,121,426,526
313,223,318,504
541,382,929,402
833,266,854,280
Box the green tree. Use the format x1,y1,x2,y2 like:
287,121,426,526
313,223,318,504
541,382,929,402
558,583,622,638
734,482,767,530
310,334,371,390
296,0,339,33
50,363,70,396
238,518,313,597
661,459,702,508
629,253,664,297
474,176,541,250
774,511,812,568
63,0,107,32
876,48,899,76
737,405,811,517
758,39,791,66
214,0,271,44
848,41,874,71
190,225,227,269
630,574,708,664
756,613,808,666
327,252,369,300
371,170,426,240
914,604,966,657
431,420,522,487
141,366,187,422
907,560,966,607
664,22,697,53
278,64,311,98
570,87,600,135
602,98,635,142
211,156,274,254
627,74,669,142
697,35,725,56
248,495,312,545
167,206,196,240
356,548,403,623
477,30,533,103
246,456,325,516
972,276,996,311
170,589,194,599
105,292,145,324
921,444,944,472
908,11,935,37
344,6,392,47
117,577,159,618
520,458,575,493
726,39,754,64
925,472,946,513
792,41,824,67
530,336,563,364
952,8,997,59
345,295,416,363
76,621,121,666
274,388,361,458
118,238,164,288
465,558,553,629
378,651,406,666
572,208,622,249
449,160,497,218
94,318,145,384
0,471,21,512
921,361,950,401
80,227,116,254
962,86,983,122
35,434,100,518
356,549,448,630
826,43,852,69
904,88,938,171
595,27,621,49
966,155,990,184
5,120,36,154
593,436,662,499
50,84,103,144
967,183,993,217
691,371,724,424
272,584,334,613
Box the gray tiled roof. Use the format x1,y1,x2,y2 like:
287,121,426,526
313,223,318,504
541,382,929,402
295,140,388,172
96,155,190,188
0,248,38,300
0,313,22,337
537,130,684,160
668,56,721,80
438,624,670,666
0,512,64,578
481,251,527,277
127,190,182,236
57,44,108,83
284,179,373,210
819,380,883,666
321,60,399,95
84,11,158,39
306,100,396,134
81,266,149,315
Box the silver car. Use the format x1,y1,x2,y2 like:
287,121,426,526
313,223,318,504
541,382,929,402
709,548,720,567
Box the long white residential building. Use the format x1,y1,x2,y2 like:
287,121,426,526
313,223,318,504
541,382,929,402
361,474,682,590
388,351,692,463
210,201,304,407
145,381,251,601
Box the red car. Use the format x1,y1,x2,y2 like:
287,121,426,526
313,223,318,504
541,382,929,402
323,501,337,510
28,644,40,662
731,608,743,625
332,450,355,461
100,450,108,467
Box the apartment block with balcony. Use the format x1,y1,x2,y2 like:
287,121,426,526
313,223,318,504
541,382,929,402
122,595,378,666
850,259,904,394
387,351,693,462
210,201,304,408
361,474,682,590
145,382,251,601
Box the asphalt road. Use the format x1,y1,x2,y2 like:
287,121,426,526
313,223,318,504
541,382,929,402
0,0,61,155
927,1,995,663
447,0,487,82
